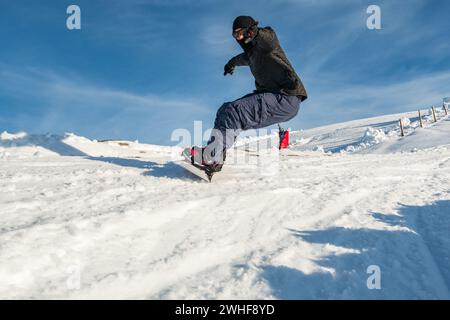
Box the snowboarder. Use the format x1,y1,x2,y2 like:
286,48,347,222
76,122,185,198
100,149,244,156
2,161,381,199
190,15,307,175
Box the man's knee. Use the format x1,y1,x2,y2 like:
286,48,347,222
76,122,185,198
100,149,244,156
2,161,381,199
275,96,301,124
287,101,300,120
216,102,232,116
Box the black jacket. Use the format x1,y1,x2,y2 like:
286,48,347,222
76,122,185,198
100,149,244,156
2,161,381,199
229,27,307,101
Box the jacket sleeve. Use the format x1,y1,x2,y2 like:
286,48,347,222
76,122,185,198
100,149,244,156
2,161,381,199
256,27,277,52
229,53,249,66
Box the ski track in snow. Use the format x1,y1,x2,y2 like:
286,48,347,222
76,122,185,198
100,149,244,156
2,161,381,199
1,113,450,299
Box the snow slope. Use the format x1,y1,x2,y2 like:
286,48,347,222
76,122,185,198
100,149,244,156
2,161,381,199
1,110,450,299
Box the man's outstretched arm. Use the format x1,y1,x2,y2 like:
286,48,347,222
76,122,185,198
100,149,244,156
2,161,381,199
230,52,250,66
224,53,249,75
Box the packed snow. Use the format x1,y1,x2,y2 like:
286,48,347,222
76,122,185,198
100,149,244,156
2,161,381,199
1,109,450,299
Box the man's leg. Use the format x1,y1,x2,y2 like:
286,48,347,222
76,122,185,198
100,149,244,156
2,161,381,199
204,92,301,164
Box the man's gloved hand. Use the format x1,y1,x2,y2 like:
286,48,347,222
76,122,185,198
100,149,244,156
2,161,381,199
224,61,235,76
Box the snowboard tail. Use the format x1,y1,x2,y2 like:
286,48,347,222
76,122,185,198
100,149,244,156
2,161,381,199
174,159,214,182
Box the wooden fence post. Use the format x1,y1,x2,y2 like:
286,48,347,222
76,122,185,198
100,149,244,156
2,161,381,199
432,106,437,122
418,110,423,128
399,119,404,137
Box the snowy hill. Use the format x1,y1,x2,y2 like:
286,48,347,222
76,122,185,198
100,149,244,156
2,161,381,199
1,109,450,299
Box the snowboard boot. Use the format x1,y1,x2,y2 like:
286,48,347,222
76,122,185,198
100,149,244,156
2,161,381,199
190,146,225,173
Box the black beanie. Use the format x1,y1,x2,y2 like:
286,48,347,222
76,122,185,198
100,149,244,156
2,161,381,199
232,16,257,31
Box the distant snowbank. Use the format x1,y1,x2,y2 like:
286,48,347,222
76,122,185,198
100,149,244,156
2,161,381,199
291,108,449,154
0,131,28,141
1,108,449,159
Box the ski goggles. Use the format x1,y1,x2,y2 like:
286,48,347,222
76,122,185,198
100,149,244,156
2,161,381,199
232,28,247,39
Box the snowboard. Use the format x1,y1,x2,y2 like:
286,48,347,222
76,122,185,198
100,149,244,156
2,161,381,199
174,148,218,182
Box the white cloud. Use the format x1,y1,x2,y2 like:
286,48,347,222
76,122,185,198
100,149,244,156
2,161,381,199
200,23,237,58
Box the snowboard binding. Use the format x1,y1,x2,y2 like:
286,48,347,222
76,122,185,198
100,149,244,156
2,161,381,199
190,146,224,182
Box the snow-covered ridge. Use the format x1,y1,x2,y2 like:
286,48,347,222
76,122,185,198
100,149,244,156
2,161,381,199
1,110,449,299
0,131,28,140
0,131,181,160
1,107,448,160
290,108,450,154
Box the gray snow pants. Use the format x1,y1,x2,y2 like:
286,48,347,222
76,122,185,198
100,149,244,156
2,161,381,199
205,92,301,163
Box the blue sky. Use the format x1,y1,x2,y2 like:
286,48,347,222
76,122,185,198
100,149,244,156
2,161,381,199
1,0,450,144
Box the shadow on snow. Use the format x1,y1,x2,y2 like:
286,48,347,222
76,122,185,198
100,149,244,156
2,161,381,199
87,156,197,180
259,200,450,299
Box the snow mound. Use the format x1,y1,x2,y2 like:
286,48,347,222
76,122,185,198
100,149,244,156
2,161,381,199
0,131,28,141
344,127,390,152
0,132,87,158
0,131,182,160
401,117,411,127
